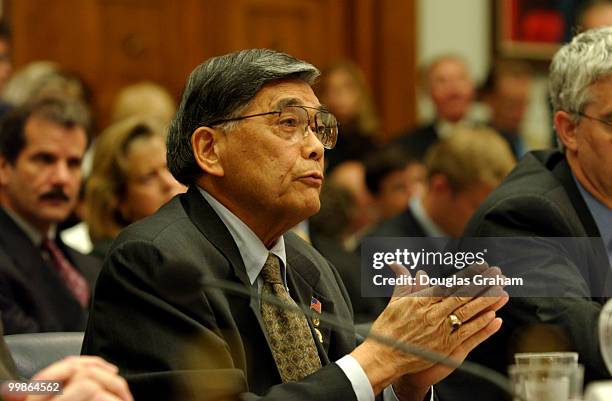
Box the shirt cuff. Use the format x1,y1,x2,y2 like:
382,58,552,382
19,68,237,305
335,355,375,401
384,385,435,401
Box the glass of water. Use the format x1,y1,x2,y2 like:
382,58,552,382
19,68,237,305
508,363,584,401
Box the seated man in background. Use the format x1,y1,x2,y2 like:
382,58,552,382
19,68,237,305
83,48,507,401
364,148,426,223
310,183,387,323
370,126,515,239
393,55,476,161
578,0,612,31
312,148,427,323
447,27,612,401
327,160,379,251
0,97,101,334
479,59,533,158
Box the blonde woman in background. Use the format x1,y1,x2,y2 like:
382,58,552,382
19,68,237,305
85,117,185,260
111,81,176,126
316,60,380,172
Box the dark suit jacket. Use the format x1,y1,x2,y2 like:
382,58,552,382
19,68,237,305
310,232,387,324
82,187,363,401
0,208,101,334
444,150,611,400
392,124,439,161
368,207,428,238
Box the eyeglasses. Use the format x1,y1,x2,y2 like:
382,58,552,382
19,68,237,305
574,111,612,128
208,105,338,149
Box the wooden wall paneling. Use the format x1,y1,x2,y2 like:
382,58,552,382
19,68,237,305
222,0,349,68
344,0,417,141
10,1,94,69
96,0,172,124
351,0,376,88
6,0,417,139
176,0,219,76
9,1,103,123
375,0,417,140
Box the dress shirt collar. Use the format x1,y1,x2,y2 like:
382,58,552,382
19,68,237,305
2,207,56,246
198,187,287,286
409,196,448,237
434,119,470,139
573,174,612,263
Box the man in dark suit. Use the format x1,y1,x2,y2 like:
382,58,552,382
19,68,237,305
393,55,476,161
371,127,515,239
83,49,508,401
479,59,533,159
364,147,425,224
450,27,612,400
0,97,101,334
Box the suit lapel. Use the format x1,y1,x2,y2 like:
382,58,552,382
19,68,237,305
549,154,611,300
180,187,280,373
0,208,45,277
181,187,251,287
550,155,601,238
285,244,335,364
182,188,338,369
0,208,95,281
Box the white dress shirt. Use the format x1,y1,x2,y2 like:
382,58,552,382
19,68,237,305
410,197,448,238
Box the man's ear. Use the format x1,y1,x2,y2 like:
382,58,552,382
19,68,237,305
554,110,578,152
0,156,10,187
191,126,225,177
429,174,451,196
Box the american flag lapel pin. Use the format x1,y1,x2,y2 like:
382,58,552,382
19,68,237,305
310,296,322,328
311,296,324,344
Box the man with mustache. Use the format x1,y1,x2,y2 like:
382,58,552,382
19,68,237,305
0,96,101,334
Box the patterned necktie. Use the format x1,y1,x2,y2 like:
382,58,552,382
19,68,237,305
260,253,321,382
41,238,90,307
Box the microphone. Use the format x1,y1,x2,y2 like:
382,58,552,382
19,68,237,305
156,262,518,400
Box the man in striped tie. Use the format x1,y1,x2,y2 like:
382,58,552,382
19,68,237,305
0,96,101,334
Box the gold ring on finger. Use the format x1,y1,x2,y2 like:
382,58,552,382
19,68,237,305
448,313,462,333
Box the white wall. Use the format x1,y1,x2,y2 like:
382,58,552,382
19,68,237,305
418,0,490,83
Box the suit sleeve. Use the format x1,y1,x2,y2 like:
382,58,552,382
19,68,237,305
465,194,609,381
82,239,358,401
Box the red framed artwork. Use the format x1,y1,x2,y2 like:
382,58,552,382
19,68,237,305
495,0,571,60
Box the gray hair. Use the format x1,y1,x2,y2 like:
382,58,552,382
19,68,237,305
549,27,612,151
549,27,612,115
167,49,320,185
